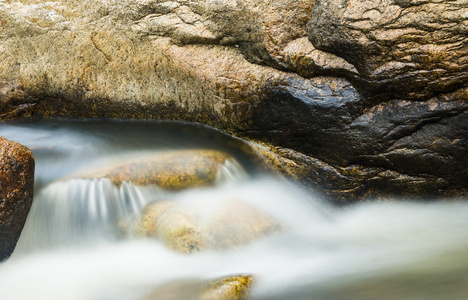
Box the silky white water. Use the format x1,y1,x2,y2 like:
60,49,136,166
0,121,467,300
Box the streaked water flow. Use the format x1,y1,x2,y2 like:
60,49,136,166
0,120,467,300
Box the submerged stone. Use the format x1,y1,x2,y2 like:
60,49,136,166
0,137,35,261
137,198,280,253
202,275,254,300
142,274,254,300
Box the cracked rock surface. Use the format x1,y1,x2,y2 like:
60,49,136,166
0,0,467,202
307,0,468,100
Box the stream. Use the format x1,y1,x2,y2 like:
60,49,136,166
0,120,467,300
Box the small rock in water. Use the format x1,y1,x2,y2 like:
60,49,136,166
202,274,254,300
142,274,254,300
137,198,280,253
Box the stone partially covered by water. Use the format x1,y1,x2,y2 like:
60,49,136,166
71,149,245,190
134,198,280,253
142,274,254,300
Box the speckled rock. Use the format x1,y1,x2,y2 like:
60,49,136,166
0,137,34,261
307,0,468,100
71,150,240,190
136,198,280,253
143,274,254,300
202,275,253,300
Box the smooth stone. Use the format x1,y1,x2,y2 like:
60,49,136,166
71,149,238,190
137,198,280,253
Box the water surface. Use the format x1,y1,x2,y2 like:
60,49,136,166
0,120,467,300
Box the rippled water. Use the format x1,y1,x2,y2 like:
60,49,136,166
0,120,467,300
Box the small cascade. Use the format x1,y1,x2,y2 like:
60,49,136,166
15,178,164,254
215,158,248,183
14,152,249,255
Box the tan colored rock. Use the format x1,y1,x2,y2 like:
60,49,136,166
0,136,35,261
138,198,280,253
137,201,174,237
72,150,237,190
201,275,254,300
0,0,345,124
143,274,253,300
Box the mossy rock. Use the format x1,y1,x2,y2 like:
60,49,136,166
73,150,238,190
136,198,280,253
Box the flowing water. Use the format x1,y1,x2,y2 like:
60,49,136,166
0,120,467,300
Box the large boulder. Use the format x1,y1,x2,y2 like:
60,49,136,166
0,137,34,261
0,0,466,203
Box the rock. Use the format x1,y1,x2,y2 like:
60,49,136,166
0,137,35,261
0,0,467,202
307,0,468,100
72,150,240,190
142,274,254,300
137,198,280,253
248,92,468,203
136,201,174,237
202,275,254,300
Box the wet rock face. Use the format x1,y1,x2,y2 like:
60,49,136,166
0,0,467,202
307,0,468,100
0,137,34,261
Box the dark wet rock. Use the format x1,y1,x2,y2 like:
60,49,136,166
307,0,468,100
0,137,34,261
251,89,468,203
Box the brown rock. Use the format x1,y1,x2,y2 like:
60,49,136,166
0,136,34,261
